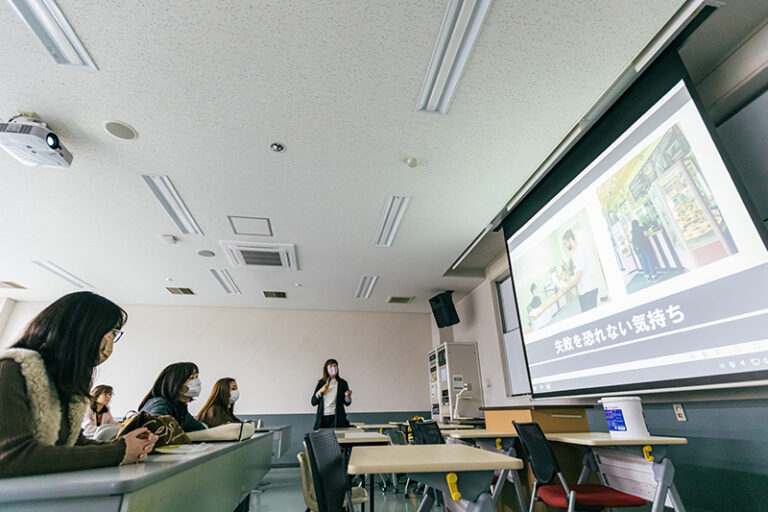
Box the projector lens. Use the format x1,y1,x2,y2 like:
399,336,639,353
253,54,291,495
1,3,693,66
46,133,60,149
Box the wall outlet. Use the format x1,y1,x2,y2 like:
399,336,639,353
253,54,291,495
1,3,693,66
673,403,687,422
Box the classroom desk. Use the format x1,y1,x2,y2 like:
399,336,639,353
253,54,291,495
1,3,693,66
254,424,292,459
0,432,273,512
547,432,688,512
388,421,475,430
446,430,528,512
348,444,522,512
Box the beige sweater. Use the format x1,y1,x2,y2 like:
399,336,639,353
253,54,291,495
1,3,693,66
81,406,118,437
0,348,126,478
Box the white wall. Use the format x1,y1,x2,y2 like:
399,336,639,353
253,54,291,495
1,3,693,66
1,302,432,416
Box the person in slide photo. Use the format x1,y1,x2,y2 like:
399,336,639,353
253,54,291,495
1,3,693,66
311,358,352,429
196,377,242,428
0,292,157,478
82,384,120,437
139,362,207,432
561,229,600,312
631,220,658,282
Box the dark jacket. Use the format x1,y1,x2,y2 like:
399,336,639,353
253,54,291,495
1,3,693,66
140,397,207,432
311,377,351,430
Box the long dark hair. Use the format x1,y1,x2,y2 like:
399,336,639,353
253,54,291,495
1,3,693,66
320,358,339,382
196,377,237,422
12,292,127,403
139,362,199,410
90,384,114,412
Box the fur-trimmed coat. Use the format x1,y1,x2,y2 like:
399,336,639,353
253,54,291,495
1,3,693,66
0,348,126,477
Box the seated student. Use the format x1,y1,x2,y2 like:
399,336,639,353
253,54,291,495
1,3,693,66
138,362,207,432
0,292,156,478
82,384,120,437
196,377,242,428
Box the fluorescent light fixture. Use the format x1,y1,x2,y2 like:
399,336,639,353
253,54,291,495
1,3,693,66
9,0,97,69
32,260,94,288
210,268,241,295
141,174,203,235
416,0,493,114
355,274,378,299
373,195,410,247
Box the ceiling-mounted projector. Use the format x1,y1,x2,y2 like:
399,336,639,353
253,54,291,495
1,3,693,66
0,114,72,168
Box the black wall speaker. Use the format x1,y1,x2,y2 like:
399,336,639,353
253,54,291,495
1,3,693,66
429,291,459,328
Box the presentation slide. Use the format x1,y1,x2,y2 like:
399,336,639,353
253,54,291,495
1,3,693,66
506,81,768,396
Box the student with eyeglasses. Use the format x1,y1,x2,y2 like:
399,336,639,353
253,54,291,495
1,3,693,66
0,292,157,478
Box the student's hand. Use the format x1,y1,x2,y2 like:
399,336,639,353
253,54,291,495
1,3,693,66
319,383,330,395
345,390,352,398
121,428,157,464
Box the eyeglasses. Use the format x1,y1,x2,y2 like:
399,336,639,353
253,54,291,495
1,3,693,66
111,330,124,343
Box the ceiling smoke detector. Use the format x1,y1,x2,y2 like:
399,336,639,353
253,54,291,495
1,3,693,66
270,142,285,153
104,120,138,140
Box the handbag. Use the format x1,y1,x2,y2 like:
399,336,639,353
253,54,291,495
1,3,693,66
117,411,191,446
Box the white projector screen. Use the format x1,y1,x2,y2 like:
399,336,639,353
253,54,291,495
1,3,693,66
506,80,768,397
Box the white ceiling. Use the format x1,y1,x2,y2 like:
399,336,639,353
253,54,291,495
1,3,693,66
0,0,685,312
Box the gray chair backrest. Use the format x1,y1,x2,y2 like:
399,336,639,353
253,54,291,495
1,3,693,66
304,429,349,512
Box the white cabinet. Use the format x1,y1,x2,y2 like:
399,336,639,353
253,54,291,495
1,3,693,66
428,342,483,421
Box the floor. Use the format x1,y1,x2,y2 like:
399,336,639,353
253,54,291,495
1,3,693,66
250,467,445,512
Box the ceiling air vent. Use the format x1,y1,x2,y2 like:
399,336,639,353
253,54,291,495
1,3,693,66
387,296,414,304
0,281,25,289
220,241,298,271
263,290,286,299
166,287,195,295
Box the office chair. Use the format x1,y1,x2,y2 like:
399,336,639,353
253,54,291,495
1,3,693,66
297,443,368,512
513,422,646,512
304,430,357,512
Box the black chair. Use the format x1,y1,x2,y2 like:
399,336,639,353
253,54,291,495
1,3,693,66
412,421,445,445
407,418,424,444
512,422,646,512
304,430,355,512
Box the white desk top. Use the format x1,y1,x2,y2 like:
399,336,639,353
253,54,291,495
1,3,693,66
354,424,401,430
387,421,475,430
335,432,391,444
347,444,523,474
0,433,272,502
447,429,518,439
546,432,688,446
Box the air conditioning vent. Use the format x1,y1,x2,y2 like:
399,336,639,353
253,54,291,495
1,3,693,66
166,287,195,295
220,241,298,270
0,281,25,289
263,290,286,298
387,296,414,304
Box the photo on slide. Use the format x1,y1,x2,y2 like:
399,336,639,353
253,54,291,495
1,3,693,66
595,123,738,294
511,209,611,334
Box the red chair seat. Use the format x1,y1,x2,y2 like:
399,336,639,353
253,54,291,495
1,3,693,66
538,483,646,508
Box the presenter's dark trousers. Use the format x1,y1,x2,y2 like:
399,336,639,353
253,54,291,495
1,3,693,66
320,415,335,428
578,289,598,312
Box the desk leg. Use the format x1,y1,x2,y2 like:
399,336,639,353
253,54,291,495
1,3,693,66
369,473,375,512
577,450,599,485
416,486,434,512
651,458,686,512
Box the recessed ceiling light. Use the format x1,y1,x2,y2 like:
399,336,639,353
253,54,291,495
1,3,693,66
198,250,215,257
416,0,492,114
210,268,241,295
9,0,98,69
32,260,93,289
355,275,378,299
0,281,26,289
270,142,285,153
104,120,138,140
373,195,410,247
140,174,203,236
405,157,419,168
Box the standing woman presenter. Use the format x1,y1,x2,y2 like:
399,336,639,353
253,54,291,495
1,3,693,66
311,358,352,429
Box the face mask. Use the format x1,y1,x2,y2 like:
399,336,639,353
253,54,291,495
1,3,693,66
229,390,240,404
328,366,338,376
182,378,202,398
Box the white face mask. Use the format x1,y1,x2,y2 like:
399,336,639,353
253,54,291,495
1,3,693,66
182,378,202,398
328,366,338,376
229,389,240,404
